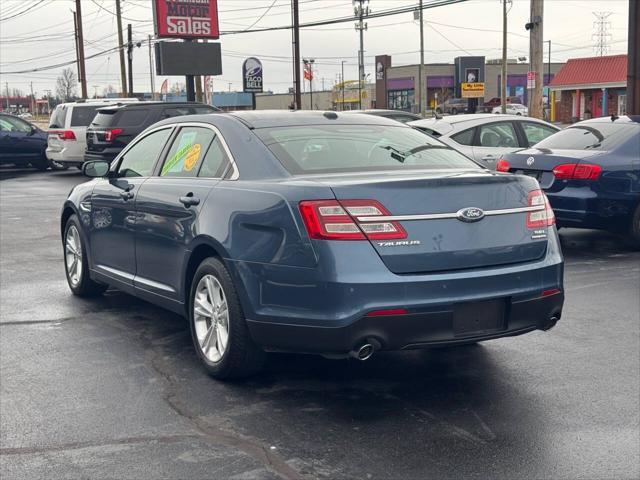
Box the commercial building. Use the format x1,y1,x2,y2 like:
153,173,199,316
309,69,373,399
375,55,565,112
549,54,628,123
255,83,375,111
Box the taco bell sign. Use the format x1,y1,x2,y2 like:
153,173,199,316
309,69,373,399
153,0,220,39
243,57,263,93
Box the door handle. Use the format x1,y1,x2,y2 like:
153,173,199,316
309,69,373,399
120,191,134,200
179,193,200,208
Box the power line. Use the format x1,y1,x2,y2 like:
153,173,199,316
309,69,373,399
242,0,279,31
0,0,48,22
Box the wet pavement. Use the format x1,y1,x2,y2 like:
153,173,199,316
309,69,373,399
1,167,639,479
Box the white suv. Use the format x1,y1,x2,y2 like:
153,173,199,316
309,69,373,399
46,98,138,168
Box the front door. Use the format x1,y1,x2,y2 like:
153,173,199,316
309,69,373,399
592,90,603,118
89,127,174,286
134,125,230,303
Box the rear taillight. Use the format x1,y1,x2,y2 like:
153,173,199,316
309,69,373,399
527,189,555,228
496,158,510,172
50,130,76,140
104,128,123,142
299,200,407,241
552,163,601,180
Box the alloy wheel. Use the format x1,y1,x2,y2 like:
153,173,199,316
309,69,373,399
65,225,83,287
193,274,229,362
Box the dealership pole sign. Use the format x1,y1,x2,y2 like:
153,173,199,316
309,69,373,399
153,0,220,39
242,58,263,93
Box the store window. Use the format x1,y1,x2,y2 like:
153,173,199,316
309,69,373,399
387,89,414,112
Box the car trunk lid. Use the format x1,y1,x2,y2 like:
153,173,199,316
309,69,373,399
310,169,549,274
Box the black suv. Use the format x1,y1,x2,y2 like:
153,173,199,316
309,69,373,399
85,102,217,163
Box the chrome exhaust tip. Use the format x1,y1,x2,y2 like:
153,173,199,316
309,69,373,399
350,343,375,361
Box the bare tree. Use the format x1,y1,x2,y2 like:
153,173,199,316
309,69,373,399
56,68,78,102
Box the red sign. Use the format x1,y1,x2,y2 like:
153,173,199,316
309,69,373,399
153,0,219,39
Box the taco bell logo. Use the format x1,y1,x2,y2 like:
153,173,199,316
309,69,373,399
243,57,263,93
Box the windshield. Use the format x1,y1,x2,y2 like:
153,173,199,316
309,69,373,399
256,124,480,175
534,123,640,151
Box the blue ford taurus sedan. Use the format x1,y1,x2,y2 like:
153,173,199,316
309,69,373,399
61,111,564,378
497,115,640,246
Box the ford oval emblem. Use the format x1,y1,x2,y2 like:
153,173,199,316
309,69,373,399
526,156,535,166
457,207,485,223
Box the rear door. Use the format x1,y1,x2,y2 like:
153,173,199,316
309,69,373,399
134,124,230,301
471,121,520,167
89,126,174,286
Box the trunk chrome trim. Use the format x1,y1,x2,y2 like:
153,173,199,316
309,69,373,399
356,205,545,222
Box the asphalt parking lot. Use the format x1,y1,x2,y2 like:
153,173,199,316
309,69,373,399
1,167,639,480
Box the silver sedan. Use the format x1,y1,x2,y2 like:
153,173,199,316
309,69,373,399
409,113,559,168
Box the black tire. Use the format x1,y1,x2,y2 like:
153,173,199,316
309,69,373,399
451,107,458,115
63,214,108,296
189,257,265,379
31,154,49,171
628,204,640,250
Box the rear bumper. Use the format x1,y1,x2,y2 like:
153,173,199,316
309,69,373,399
546,188,635,231
248,292,563,354
233,230,564,355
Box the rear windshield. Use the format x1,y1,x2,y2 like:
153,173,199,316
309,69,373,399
49,105,67,128
70,105,99,127
255,124,480,175
535,123,639,151
91,110,117,128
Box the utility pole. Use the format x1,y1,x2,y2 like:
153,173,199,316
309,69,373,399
528,0,544,119
72,10,81,91
5,82,10,110
341,60,345,111
195,76,203,102
148,35,156,100
115,0,127,96
417,1,426,116
30,82,34,114
291,0,301,109
546,40,551,114
501,0,509,114
127,24,134,97
354,0,369,110
75,0,88,98
627,0,639,115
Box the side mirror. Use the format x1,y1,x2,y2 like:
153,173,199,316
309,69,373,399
83,160,110,178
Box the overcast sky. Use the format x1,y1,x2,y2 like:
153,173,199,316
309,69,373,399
0,0,631,98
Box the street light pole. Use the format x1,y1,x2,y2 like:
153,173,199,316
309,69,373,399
418,0,424,116
354,0,369,110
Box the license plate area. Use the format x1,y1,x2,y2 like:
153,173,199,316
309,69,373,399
453,299,507,337
515,169,542,180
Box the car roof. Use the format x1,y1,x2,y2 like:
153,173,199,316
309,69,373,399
343,109,421,117
226,110,405,129
573,115,640,125
95,101,213,112
408,114,556,135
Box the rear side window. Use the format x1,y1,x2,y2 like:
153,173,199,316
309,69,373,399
521,122,557,146
91,111,117,127
70,105,99,127
198,137,229,178
160,127,215,177
534,123,640,151
451,128,474,146
256,124,479,175
49,106,67,128
116,109,149,126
